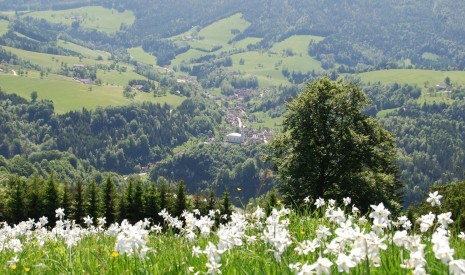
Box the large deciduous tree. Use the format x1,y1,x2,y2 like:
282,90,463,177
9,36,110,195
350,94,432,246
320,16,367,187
268,78,403,212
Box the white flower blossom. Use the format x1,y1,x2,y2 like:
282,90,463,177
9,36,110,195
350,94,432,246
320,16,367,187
426,191,442,206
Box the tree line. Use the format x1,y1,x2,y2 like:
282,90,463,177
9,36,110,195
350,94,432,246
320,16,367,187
0,172,236,227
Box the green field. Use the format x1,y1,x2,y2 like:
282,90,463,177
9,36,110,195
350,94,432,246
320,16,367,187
173,13,250,52
271,35,324,55
58,40,111,60
229,36,324,87
23,6,135,34
0,71,183,113
0,19,10,36
97,69,147,87
358,69,465,88
3,45,112,71
358,69,465,104
128,47,157,66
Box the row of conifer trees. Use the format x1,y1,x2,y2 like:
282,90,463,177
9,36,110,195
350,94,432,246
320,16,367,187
0,172,234,227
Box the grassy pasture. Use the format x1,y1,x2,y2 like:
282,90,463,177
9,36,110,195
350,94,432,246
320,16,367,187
358,69,465,88
271,35,324,55
58,40,111,60
0,19,10,36
229,36,324,87
97,69,147,87
23,6,135,34
358,69,465,104
3,45,112,71
173,13,250,52
0,71,183,113
128,47,157,66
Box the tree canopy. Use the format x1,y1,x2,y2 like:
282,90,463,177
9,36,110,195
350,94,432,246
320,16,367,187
268,78,403,212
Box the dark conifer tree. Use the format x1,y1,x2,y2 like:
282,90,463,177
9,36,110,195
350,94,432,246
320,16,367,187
158,180,169,212
220,187,232,224
71,178,85,224
101,177,117,225
6,175,26,224
207,187,216,212
173,180,187,218
144,182,159,224
26,173,44,221
131,180,144,223
61,184,72,218
43,172,60,226
85,180,100,222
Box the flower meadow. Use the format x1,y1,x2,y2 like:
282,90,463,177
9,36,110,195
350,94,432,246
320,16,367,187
1,194,465,274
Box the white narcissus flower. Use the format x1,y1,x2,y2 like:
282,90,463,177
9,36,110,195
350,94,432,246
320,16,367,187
335,253,356,273
417,212,435,233
294,239,320,255
55,208,65,220
426,191,442,206
314,197,325,208
437,212,453,229
449,259,465,275
83,216,93,227
316,225,332,241
302,257,333,275
343,197,351,206
393,230,409,248
303,196,310,203
206,261,222,275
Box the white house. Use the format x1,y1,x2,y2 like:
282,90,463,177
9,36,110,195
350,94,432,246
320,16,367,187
227,133,244,144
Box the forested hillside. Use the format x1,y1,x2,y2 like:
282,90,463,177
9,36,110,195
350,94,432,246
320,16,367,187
1,0,465,69
0,90,221,177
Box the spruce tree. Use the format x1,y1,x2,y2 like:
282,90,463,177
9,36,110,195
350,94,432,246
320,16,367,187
6,175,26,224
131,180,144,223
71,178,85,224
101,177,117,225
26,173,44,221
144,182,159,224
43,172,60,226
173,180,187,218
85,180,100,222
220,188,233,224
61,184,71,218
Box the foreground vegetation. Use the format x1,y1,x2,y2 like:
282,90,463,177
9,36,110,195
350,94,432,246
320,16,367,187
0,194,464,274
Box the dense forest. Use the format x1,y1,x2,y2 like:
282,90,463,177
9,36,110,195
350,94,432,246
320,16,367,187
0,90,221,177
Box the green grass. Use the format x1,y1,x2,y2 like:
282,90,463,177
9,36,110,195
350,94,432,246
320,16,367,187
248,111,282,130
358,69,465,103
3,45,112,71
128,47,157,66
0,71,183,113
229,43,323,88
0,19,10,36
271,35,324,55
97,69,147,87
376,107,400,118
172,13,251,52
23,6,135,34
58,40,111,60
